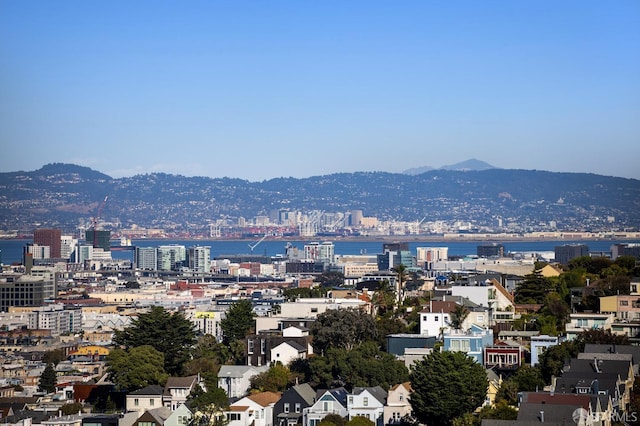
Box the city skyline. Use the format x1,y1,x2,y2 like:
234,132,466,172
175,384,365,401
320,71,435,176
1,1,639,181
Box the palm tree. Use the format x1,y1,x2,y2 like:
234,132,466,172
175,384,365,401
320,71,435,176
449,304,470,330
392,263,408,305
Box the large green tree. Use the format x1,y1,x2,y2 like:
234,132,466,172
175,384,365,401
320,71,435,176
220,300,255,345
113,306,196,376
410,351,487,426
249,363,294,392
39,363,57,393
106,345,169,391
310,308,377,354
305,342,408,390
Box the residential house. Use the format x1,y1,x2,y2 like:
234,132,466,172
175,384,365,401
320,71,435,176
246,326,312,367
600,295,640,339
450,279,516,324
80,414,119,426
163,375,201,410
218,365,269,399
485,370,502,407
126,385,164,415
443,324,494,364
164,404,192,426
270,341,307,366
382,382,412,426
483,343,525,373
530,335,560,367
273,383,316,426
565,313,615,340
131,407,172,426
419,299,490,338
553,358,635,415
226,391,281,426
303,388,348,426
347,387,387,426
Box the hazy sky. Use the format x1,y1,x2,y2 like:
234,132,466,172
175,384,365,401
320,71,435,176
1,1,639,181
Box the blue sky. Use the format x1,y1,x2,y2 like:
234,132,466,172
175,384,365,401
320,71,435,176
1,1,639,181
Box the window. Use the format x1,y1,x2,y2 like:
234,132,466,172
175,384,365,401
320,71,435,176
295,403,301,413
434,316,438,322
227,414,241,421
422,315,427,321
284,403,290,413
399,394,404,401
311,308,318,313
477,315,484,322
177,416,189,425
363,397,368,407
150,398,154,406
134,398,139,406
348,396,353,405
576,319,589,327
248,340,254,354
621,300,629,306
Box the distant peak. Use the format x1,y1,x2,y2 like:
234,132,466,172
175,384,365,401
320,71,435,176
403,159,497,175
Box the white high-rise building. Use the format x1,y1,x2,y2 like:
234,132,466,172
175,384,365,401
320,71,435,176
188,246,211,274
60,235,77,260
304,241,335,264
417,247,449,270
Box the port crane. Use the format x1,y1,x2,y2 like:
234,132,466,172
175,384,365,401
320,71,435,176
248,233,268,254
91,196,108,248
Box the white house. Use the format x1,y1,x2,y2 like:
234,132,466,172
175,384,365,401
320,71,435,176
271,341,307,366
126,385,165,414
565,313,615,340
347,387,387,426
383,382,413,426
218,365,269,399
303,388,349,426
226,391,281,426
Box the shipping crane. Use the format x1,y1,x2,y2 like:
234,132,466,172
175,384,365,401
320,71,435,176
91,196,108,248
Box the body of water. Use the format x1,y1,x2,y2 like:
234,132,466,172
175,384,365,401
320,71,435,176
1,238,638,265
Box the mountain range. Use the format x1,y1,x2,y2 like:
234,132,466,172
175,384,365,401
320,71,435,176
1,162,639,235
403,159,496,175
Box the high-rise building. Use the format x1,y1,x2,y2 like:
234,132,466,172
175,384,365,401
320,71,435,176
188,246,211,274
33,228,62,258
60,235,77,260
304,241,335,264
157,245,187,271
85,229,111,251
611,243,640,260
377,250,415,270
554,244,589,265
135,247,158,270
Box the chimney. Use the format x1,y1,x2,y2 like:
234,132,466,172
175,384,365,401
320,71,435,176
539,410,544,422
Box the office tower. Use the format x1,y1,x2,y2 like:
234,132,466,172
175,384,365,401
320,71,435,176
157,245,187,271
24,244,50,260
60,235,77,260
554,244,589,265
135,247,158,270
611,243,640,260
377,250,415,270
188,246,211,274
0,275,46,311
304,241,335,264
85,229,111,251
477,243,504,258
33,228,62,258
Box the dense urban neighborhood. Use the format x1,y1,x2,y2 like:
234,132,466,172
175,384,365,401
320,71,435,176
2,226,640,426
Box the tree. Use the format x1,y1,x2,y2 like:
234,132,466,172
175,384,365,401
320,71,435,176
477,400,518,421
345,416,374,426
319,414,346,426
220,300,255,345
39,363,57,393
410,351,487,425
449,304,470,330
43,349,65,366
113,306,196,376
305,342,408,390
310,308,377,354
187,384,229,414
60,402,84,415
393,264,408,304
371,280,397,319
106,345,168,391
249,363,293,392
